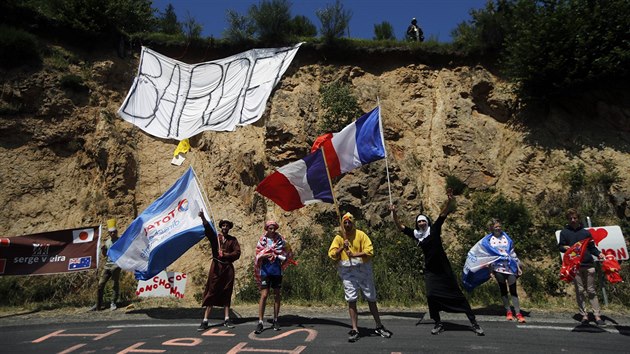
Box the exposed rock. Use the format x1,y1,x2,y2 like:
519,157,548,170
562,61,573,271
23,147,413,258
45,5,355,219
2,43,630,306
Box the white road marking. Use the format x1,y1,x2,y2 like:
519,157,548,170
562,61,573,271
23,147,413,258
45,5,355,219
517,324,620,334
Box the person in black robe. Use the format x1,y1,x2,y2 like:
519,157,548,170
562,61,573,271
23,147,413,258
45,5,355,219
390,189,484,336
197,211,241,331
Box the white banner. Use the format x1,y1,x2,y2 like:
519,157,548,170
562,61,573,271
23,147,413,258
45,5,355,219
555,225,628,261
136,271,187,298
118,44,301,139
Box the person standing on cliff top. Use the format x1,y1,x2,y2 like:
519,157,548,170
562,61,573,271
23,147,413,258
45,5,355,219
406,17,424,42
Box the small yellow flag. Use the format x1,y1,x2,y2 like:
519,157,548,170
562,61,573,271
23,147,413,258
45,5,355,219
173,138,191,157
107,218,117,231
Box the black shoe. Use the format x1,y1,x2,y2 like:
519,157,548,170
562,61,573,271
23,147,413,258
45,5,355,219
595,319,606,326
472,323,485,336
224,319,235,328
348,329,359,342
272,320,281,331
431,322,444,335
197,321,209,332
254,322,264,334
375,325,392,338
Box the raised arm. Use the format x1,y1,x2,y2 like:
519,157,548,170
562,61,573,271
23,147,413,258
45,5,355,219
439,188,456,218
389,204,405,231
199,211,218,257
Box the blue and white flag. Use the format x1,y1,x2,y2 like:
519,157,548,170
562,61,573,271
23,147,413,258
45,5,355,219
108,167,212,280
462,233,518,292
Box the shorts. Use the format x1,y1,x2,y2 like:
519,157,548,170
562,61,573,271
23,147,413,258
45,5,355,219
338,262,377,302
260,275,282,289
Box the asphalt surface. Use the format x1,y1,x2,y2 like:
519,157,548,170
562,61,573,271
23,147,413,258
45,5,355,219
1,306,629,353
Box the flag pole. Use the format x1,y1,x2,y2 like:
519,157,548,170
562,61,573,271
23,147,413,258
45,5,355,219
320,145,345,239
377,98,393,205
190,150,216,227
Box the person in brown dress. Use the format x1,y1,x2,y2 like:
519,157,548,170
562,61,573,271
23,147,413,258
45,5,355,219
197,211,241,331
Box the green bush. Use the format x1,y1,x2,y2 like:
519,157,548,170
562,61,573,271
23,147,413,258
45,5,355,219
131,31,187,46
606,265,630,307
282,227,344,303
316,0,352,42
554,162,617,222
451,0,509,57
290,15,317,38
223,9,255,44
182,15,203,41
60,74,87,91
0,25,41,68
249,0,292,44
519,264,565,304
445,174,467,196
236,221,430,306
44,0,155,35
562,163,586,195
452,0,630,98
373,21,395,41
589,159,620,190
0,101,24,115
319,81,362,133
156,3,182,35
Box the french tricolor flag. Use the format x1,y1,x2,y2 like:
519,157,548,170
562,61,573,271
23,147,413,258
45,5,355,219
256,107,386,211
311,107,386,178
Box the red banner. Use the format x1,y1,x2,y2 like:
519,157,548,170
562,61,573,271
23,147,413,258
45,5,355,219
0,226,100,276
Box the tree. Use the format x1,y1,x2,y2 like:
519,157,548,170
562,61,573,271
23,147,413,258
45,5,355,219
249,0,292,44
46,0,155,35
501,0,630,95
373,21,395,40
157,3,182,35
182,12,202,40
451,0,512,56
451,0,630,98
319,81,362,132
316,0,352,42
290,15,317,37
223,9,254,43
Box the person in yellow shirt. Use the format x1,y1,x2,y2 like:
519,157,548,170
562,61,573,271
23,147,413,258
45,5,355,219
328,212,392,342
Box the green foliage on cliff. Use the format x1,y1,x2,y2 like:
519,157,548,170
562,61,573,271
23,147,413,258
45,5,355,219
319,81,362,133
452,0,630,97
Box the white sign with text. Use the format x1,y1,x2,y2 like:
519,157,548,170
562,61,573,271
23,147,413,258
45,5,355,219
555,225,628,261
135,271,187,298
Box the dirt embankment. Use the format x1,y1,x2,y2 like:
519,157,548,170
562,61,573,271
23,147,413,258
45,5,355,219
1,43,629,304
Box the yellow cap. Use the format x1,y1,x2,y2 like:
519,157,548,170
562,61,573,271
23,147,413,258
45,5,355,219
107,218,117,232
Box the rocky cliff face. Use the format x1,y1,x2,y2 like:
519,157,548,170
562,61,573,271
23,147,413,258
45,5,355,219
1,44,629,303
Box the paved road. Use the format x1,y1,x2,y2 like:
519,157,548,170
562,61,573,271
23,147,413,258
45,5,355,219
1,309,629,353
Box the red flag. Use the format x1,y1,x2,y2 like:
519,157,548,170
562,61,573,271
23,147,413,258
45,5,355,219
560,237,590,282
602,252,623,284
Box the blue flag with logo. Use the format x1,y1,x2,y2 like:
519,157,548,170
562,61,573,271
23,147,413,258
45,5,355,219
108,167,212,280
462,232,519,292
